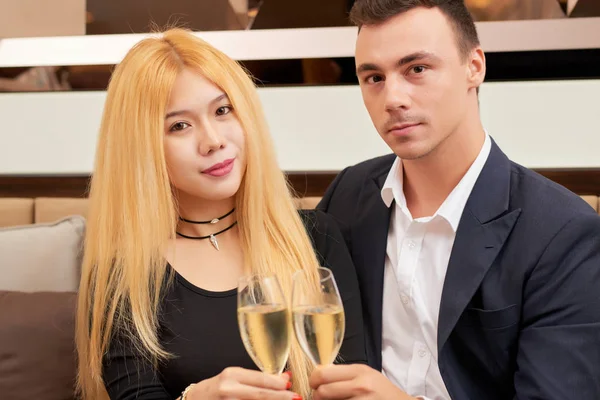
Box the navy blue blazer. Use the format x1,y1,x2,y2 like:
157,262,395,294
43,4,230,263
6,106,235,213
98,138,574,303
317,141,600,399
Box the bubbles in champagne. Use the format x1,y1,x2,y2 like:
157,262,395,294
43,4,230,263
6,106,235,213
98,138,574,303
238,304,291,374
293,304,345,365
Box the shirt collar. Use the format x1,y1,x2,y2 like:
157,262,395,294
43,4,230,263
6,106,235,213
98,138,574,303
381,156,403,209
380,132,492,232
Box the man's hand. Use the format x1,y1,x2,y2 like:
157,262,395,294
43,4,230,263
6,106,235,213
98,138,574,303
309,364,417,400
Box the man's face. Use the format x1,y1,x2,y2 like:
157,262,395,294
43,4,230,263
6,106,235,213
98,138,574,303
356,7,483,160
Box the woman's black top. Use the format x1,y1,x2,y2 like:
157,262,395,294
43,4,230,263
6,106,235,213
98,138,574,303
102,210,366,399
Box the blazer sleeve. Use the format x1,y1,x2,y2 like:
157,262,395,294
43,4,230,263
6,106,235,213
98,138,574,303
514,213,600,400
302,209,367,365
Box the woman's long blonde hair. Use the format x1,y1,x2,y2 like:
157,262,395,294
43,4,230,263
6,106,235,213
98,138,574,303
76,28,321,399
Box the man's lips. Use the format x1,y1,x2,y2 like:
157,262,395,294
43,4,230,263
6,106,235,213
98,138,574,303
387,122,421,134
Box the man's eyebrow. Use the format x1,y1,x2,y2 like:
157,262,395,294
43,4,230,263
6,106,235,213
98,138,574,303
357,62,380,74
399,51,439,66
356,51,440,74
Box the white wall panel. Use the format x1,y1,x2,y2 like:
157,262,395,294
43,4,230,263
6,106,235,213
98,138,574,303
0,79,599,174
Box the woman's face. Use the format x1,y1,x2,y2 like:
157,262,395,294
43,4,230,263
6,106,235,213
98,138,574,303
163,68,246,202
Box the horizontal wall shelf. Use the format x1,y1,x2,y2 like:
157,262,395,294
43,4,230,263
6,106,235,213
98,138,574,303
1,18,600,67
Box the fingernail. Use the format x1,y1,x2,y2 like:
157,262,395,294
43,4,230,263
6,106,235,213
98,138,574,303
291,395,302,400
284,371,292,379
286,380,292,390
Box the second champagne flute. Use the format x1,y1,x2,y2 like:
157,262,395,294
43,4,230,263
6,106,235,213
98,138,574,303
292,267,345,366
237,274,291,374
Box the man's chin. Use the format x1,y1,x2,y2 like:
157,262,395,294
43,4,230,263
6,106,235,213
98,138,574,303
387,140,432,161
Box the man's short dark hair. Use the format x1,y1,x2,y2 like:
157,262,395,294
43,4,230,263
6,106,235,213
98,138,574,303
350,0,480,60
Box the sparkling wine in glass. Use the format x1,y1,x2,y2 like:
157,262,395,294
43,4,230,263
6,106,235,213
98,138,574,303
237,274,291,374
292,267,345,366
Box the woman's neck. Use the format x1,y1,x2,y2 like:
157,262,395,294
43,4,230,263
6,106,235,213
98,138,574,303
176,192,237,237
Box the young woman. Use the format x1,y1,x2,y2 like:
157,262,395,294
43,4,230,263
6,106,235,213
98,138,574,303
76,29,365,400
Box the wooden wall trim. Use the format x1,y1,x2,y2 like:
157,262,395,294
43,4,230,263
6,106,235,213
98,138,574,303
534,169,600,196
0,176,91,198
1,169,599,198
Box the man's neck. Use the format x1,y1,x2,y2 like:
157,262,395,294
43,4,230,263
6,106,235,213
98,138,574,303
402,121,486,219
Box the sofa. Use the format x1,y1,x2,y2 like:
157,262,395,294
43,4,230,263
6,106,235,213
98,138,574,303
0,196,322,400
1,195,599,399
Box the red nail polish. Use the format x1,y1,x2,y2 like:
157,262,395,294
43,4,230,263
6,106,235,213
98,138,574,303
292,395,302,400
286,380,292,390
284,371,293,379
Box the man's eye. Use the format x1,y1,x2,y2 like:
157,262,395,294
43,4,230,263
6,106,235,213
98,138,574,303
366,75,384,84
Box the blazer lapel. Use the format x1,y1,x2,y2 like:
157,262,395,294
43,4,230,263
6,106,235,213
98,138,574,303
351,168,391,371
438,141,521,352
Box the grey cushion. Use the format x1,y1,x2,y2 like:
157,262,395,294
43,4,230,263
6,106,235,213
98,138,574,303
0,216,85,292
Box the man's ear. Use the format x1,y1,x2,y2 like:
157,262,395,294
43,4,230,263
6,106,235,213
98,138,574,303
467,47,486,91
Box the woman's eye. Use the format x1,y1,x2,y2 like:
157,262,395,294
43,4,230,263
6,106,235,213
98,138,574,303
216,105,233,116
170,122,190,132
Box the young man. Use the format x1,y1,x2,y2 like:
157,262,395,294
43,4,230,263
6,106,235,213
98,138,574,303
313,1,600,399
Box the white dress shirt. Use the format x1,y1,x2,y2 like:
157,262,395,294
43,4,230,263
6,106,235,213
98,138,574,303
380,134,491,400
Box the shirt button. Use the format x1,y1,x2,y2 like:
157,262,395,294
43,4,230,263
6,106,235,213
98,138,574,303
407,240,416,249
400,294,409,305
418,349,428,357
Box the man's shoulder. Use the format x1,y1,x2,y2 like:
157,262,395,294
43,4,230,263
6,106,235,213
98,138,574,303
337,153,396,187
297,208,334,236
317,154,395,223
509,161,597,219
349,153,397,174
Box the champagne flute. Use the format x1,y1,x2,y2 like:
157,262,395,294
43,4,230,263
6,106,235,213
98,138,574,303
237,274,291,374
292,267,345,366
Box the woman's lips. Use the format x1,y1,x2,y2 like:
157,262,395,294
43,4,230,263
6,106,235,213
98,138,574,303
202,158,235,177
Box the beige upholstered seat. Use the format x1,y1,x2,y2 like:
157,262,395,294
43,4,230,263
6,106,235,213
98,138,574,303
0,198,34,228
1,195,599,228
580,195,598,212
34,197,89,224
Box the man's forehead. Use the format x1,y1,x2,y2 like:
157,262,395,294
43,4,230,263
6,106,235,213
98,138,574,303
355,9,458,63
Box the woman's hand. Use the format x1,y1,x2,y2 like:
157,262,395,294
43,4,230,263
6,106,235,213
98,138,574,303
189,367,302,400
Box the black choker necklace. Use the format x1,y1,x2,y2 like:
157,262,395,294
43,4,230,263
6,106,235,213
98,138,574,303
176,221,237,251
179,208,235,225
